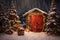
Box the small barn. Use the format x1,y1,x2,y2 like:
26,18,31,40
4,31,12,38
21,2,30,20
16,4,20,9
23,8,47,32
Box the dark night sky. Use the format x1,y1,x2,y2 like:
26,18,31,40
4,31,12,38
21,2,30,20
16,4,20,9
0,0,60,15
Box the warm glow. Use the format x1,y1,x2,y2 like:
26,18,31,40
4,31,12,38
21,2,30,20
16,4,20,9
25,28,30,32
30,14,43,32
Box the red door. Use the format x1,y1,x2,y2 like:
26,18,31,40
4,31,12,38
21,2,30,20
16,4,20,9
30,14,43,32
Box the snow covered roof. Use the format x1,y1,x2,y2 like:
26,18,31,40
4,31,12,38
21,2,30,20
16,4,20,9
23,8,47,16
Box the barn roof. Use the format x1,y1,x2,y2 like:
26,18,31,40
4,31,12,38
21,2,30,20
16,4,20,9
23,8,47,16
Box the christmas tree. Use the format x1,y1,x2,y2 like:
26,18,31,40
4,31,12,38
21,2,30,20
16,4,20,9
0,4,10,33
46,0,60,35
6,1,23,34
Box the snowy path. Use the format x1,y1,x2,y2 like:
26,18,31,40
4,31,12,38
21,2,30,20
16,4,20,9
0,32,60,40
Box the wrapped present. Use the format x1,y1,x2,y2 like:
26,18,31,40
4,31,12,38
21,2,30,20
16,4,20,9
17,27,24,36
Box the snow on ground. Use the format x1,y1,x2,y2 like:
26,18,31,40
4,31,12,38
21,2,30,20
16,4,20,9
0,32,60,40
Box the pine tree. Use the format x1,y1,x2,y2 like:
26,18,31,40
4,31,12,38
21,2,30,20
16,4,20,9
46,0,60,35
0,4,10,33
7,1,22,32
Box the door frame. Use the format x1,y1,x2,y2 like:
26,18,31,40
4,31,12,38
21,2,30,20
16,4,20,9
26,12,46,32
